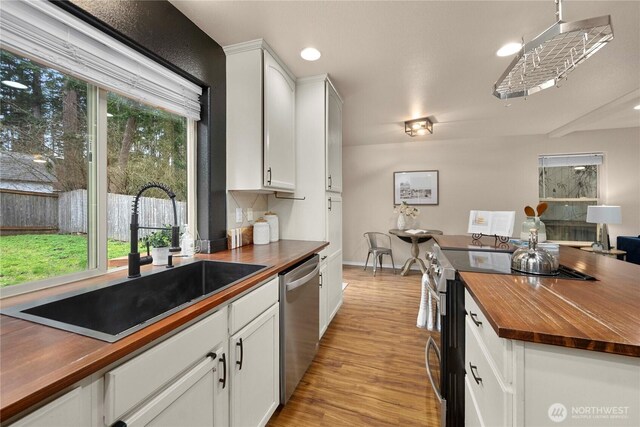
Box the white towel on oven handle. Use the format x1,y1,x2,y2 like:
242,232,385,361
418,272,439,331
417,273,429,329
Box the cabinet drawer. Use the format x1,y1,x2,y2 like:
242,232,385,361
466,319,511,427
465,376,485,427
10,386,90,427
465,290,509,377
229,276,278,335
105,307,228,425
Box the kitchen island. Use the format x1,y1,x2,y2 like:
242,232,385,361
433,235,640,426
433,235,640,357
0,240,328,423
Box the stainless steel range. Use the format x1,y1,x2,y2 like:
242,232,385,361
422,244,463,427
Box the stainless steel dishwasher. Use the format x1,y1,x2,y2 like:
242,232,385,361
279,254,320,404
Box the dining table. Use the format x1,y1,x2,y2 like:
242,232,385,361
388,228,443,275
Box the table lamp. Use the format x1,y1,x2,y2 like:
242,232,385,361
586,205,622,252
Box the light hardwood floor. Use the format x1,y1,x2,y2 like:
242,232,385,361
268,266,439,426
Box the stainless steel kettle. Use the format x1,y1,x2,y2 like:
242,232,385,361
511,229,558,275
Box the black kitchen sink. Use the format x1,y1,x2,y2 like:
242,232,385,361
1,260,267,342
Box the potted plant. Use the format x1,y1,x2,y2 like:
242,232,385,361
143,228,171,265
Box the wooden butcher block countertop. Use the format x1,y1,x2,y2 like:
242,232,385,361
433,235,640,358
0,240,328,422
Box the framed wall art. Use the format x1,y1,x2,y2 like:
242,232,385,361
393,170,439,205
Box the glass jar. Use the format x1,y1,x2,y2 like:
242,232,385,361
520,216,547,242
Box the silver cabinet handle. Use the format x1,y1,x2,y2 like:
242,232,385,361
267,167,272,185
328,175,332,189
328,197,332,211
425,336,443,403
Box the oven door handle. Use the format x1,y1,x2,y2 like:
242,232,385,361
425,336,443,404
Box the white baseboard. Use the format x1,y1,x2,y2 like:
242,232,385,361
342,260,422,271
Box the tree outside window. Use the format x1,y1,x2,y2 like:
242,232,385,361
0,49,188,288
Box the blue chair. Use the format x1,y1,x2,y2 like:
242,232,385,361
617,236,640,265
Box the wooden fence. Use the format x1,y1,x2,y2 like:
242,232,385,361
106,192,187,242
0,189,59,234
1,189,186,241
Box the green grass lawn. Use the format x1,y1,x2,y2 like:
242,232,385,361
0,234,130,287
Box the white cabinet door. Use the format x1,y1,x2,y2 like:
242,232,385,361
264,50,295,191
326,250,343,323
326,194,342,258
319,259,329,339
230,303,280,427
325,82,343,192
105,308,228,425
116,347,227,427
226,47,263,192
10,385,92,427
225,40,295,193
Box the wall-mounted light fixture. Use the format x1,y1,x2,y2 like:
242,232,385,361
404,117,433,137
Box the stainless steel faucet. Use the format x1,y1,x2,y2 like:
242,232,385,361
128,182,181,278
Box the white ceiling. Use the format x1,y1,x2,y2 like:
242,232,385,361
170,0,640,146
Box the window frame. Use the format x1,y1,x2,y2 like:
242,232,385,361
1,86,197,298
0,4,200,297
538,152,604,243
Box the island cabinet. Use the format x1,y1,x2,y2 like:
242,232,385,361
225,39,296,193
464,289,640,427
228,277,280,427
103,306,229,427
270,75,343,339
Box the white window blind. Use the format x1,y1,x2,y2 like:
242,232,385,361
538,153,603,168
0,0,202,120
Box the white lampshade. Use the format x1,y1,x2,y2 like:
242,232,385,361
586,205,622,224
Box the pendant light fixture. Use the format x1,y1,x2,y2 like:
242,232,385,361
493,0,613,99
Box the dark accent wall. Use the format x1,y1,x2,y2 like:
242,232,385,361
53,0,228,252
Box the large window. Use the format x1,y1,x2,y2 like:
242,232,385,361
0,0,201,295
0,49,192,290
538,154,602,242
106,92,188,263
0,50,98,287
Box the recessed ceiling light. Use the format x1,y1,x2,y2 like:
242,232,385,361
300,47,321,61
2,80,28,90
496,42,522,57
634,104,640,110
